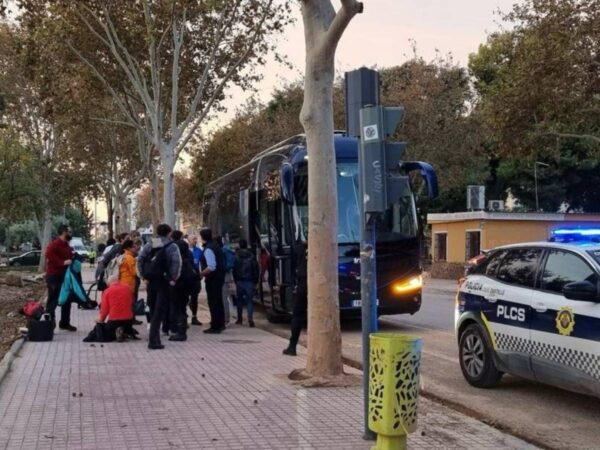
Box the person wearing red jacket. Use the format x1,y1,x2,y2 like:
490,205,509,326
45,224,76,331
97,280,135,342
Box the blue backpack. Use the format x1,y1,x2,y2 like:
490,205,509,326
224,246,236,272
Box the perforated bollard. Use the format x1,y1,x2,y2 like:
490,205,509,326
368,333,422,450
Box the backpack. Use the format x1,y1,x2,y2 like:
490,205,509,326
180,255,197,283
224,246,236,272
235,251,259,283
141,242,174,281
104,254,125,285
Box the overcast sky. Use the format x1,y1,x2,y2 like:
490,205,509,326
215,0,519,125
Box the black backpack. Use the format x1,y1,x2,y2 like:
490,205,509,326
141,242,174,281
235,251,259,283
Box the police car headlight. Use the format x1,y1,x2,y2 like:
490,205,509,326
393,275,423,294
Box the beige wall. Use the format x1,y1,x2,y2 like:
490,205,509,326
432,220,483,263
431,216,600,264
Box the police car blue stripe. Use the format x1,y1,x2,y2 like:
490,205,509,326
460,292,600,341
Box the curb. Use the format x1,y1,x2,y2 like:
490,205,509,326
0,337,26,387
253,319,551,450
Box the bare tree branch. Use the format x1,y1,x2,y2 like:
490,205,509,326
322,0,362,55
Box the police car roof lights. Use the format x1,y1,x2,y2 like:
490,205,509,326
550,227,600,243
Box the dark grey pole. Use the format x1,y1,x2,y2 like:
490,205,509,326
361,213,378,440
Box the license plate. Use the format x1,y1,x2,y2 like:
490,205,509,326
352,299,379,307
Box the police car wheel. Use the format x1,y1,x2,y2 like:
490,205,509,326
459,324,503,388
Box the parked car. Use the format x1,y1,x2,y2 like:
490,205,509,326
70,237,89,261
455,227,600,398
8,250,42,267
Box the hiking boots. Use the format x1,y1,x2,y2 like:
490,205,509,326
148,343,164,350
282,347,297,356
169,334,187,342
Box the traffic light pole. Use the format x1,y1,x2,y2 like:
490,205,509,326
360,211,378,440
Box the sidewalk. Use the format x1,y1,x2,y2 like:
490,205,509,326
0,277,536,449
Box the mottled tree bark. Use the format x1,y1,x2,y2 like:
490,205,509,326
299,0,362,378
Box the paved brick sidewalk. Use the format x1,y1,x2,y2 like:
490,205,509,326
0,274,537,449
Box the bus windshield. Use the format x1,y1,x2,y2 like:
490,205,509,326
293,161,418,243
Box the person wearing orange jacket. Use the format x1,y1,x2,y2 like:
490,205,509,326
118,240,137,292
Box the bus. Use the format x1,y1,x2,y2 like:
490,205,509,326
203,133,438,322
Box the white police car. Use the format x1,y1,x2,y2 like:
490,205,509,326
455,228,600,396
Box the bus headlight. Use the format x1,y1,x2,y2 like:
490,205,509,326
392,275,423,294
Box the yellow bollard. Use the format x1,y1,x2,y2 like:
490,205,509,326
368,333,422,450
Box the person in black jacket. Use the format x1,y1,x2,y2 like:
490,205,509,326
233,239,259,327
169,230,196,341
199,228,226,333
283,242,308,356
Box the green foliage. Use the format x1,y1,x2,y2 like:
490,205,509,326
470,0,600,211
63,206,92,240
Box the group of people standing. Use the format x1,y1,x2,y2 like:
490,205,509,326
44,223,262,350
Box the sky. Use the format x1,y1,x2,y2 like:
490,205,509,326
216,0,519,124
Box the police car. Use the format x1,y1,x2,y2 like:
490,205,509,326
455,228,600,397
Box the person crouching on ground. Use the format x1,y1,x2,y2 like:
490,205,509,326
83,278,137,343
233,239,259,327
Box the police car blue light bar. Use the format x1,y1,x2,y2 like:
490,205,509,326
550,227,600,240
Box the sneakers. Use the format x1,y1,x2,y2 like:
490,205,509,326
59,323,77,332
115,327,125,343
169,334,187,342
282,347,297,356
248,320,255,328
191,317,202,326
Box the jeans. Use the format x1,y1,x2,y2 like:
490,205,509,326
236,280,255,321
46,274,72,325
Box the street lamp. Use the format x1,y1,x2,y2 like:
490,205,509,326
534,161,550,212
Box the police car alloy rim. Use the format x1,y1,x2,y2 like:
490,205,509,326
462,333,485,378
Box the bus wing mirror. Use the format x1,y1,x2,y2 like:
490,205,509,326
400,161,439,200
281,163,294,204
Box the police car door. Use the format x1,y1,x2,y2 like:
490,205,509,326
487,248,541,378
530,249,600,394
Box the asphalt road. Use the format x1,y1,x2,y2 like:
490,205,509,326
251,278,600,450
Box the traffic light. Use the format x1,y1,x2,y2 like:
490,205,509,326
358,105,407,214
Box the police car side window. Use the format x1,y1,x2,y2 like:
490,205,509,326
496,249,540,288
542,250,597,295
484,250,506,277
